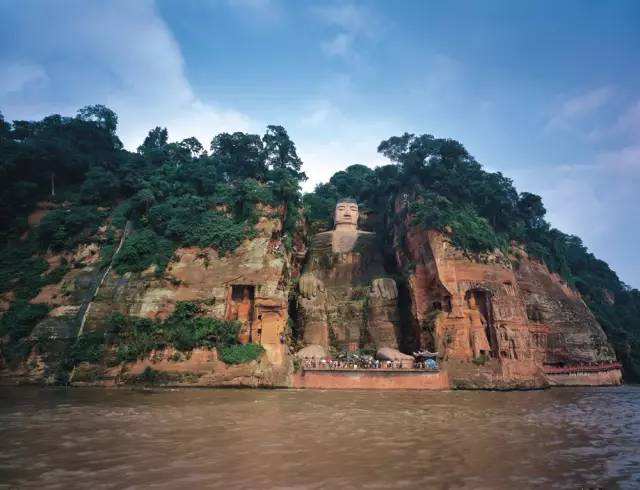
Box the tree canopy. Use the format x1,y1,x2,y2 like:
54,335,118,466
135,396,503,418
303,132,640,379
0,109,637,380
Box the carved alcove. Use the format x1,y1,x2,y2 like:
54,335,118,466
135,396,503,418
226,285,256,342
465,288,498,357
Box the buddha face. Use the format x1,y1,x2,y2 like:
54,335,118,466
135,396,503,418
334,201,359,228
467,294,478,309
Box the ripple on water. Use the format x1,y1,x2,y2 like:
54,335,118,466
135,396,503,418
1,386,639,488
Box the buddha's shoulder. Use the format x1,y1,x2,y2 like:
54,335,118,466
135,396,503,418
355,230,377,243
309,231,333,248
311,230,375,241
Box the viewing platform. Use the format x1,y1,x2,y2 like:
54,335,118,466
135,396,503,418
293,364,449,390
543,362,623,387
543,362,622,375
302,367,440,373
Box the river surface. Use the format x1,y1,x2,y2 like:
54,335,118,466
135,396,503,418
1,386,639,489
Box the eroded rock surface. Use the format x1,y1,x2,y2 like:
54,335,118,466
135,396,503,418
0,197,623,389
391,196,621,389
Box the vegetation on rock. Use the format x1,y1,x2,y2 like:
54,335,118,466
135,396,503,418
0,107,305,370
219,344,265,364
62,301,261,369
0,107,638,381
0,301,50,365
303,133,640,381
99,302,247,363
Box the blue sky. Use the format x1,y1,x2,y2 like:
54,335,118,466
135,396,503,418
1,0,639,286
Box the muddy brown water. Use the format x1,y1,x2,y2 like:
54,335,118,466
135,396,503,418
1,386,639,489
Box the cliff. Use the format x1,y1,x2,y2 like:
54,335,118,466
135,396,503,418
0,202,294,387
390,197,621,389
0,197,624,389
0,113,631,389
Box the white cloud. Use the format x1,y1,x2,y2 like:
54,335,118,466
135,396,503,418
612,99,640,137
0,61,48,96
546,86,614,132
228,0,272,8
299,101,338,127
322,33,354,58
297,136,388,192
314,3,370,33
313,3,379,60
291,98,398,191
0,0,254,149
422,54,464,92
510,150,639,286
597,145,640,176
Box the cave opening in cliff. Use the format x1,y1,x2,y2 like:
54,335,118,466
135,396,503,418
227,285,256,342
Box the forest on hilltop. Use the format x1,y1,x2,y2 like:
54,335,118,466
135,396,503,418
1,106,638,380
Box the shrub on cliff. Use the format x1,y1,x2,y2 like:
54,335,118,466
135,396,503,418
113,228,173,274
0,300,50,365
166,315,241,351
187,212,249,254
410,192,505,254
219,343,264,364
37,206,107,251
105,302,243,363
0,241,61,300
69,331,106,364
0,301,50,340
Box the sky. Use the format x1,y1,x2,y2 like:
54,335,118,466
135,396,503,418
1,0,639,286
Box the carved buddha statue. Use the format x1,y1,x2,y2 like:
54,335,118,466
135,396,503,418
466,294,491,359
297,198,400,351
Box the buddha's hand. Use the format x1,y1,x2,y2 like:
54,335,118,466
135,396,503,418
370,277,398,300
299,274,324,299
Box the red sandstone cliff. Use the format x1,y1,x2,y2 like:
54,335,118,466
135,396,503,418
391,197,621,389
0,203,297,387
0,199,623,389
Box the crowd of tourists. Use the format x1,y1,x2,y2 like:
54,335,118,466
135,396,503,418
301,357,438,371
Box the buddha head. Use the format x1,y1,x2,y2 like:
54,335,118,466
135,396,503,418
467,294,478,309
334,198,359,230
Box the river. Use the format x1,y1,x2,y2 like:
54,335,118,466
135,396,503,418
1,386,639,489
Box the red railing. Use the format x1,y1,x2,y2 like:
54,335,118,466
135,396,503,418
543,362,622,375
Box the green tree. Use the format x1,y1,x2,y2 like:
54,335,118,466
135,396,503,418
76,104,118,136
81,165,120,204
211,132,267,181
263,125,303,172
262,126,306,233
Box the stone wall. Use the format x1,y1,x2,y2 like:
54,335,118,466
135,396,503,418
0,198,624,390
73,347,288,387
80,213,292,380
292,369,450,390
545,369,622,386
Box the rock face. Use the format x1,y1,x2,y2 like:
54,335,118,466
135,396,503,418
0,197,623,389
295,344,327,359
297,199,401,352
79,213,292,384
0,207,294,387
391,197,621,389
73,347,285,388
